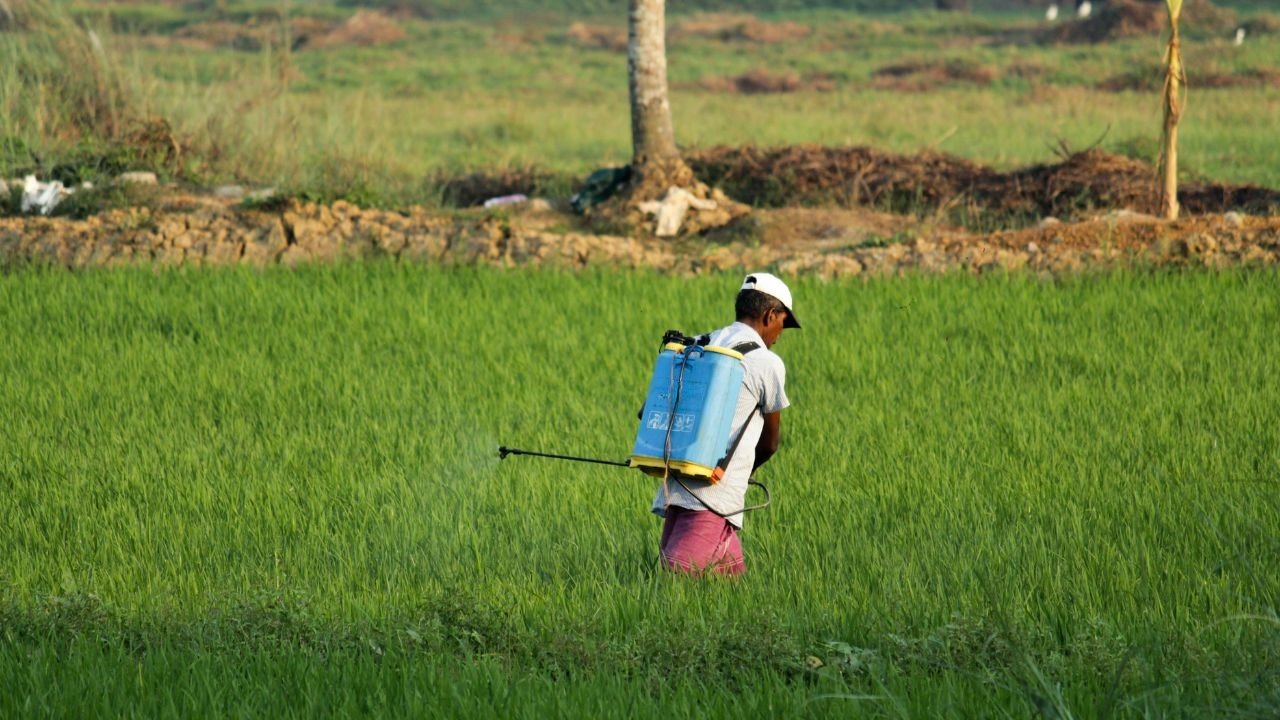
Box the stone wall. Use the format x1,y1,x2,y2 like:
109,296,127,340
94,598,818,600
2,200,1277,277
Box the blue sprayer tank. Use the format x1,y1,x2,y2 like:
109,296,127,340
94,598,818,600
631,342,745,481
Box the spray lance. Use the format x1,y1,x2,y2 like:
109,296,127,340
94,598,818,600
497,330,772,519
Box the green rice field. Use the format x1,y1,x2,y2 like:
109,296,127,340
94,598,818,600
2,265,1278,716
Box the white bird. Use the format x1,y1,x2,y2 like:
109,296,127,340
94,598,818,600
1046,3,1059,21
1234,27,1246,46
1077,0,1092,18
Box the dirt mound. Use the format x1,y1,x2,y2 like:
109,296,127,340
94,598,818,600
1048,0,1236,43
1243,14,1280,35
173,20,274,51
696,69,835,94
1190,67,1280,89
1004,149,1159,215
564,15,812,52
301,11,405,50
565,22,627,52
401,145,1278,223
671,13,811,44
1099,65,1280,91
870,59,998,91
171,12,404,51
3,199,1277,277
685,145,1280,221
687,145,983,210
435,168,567,208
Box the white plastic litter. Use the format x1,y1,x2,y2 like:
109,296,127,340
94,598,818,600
21,175,72,215
483,193,528,208
117,171,158,185
638,187,717,237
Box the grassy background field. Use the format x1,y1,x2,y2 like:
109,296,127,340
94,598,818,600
2,265,1277,716
4,0,1279,209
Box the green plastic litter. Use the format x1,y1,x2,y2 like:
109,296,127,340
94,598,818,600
571,165,631,214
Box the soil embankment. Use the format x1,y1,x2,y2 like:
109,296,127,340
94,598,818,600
2,198,1277,277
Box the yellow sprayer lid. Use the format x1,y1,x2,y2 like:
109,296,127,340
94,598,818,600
704,345,744,360
661,343,744,360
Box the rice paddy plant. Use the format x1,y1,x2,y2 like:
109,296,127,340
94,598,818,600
1,265,1277,716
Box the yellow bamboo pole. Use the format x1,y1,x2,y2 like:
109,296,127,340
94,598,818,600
1160,0,1185,220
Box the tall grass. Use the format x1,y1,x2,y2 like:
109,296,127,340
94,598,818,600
0,0,134,142
0,0,290,185
1,265,1277,715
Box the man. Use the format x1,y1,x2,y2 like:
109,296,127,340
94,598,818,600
652,273,799,576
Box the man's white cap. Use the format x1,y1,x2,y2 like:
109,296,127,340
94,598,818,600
741,272,800,328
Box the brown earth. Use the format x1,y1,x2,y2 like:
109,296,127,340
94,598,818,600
865,60,1050,93
6,144,1278,276
870,59,999,92
1098,66,1280,92
685,146,1280,220
1047,0,1237,44
166,11,403,51
299,10,406,50
564,13,811,53
2,195,1276,278
564,22,628,52
391,146,1280,225
1243,14,1280,35
670,13,811,44
694,69,836,94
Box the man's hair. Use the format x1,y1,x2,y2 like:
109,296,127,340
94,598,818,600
736,289,786,322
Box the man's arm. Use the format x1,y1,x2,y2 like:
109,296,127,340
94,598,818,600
752,411,781,471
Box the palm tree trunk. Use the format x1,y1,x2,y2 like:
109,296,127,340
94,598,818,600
627,0,691,195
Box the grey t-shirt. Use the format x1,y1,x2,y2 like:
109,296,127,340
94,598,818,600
650,322,790,528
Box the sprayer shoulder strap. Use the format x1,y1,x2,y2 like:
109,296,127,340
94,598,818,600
730,341,760,355
724,404,760,450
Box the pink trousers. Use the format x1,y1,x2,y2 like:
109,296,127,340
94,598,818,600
659,506,745,577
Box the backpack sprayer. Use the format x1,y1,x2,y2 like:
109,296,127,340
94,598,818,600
497,330,771,518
